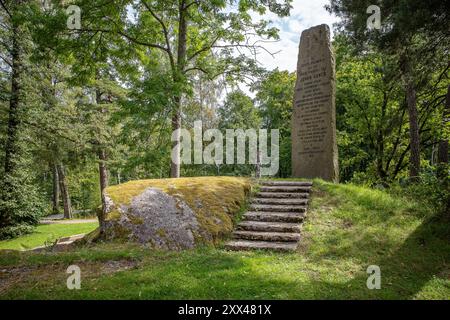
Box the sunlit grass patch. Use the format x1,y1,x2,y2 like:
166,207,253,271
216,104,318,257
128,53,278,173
0,223,98,251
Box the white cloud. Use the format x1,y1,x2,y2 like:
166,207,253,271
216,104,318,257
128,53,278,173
288,19,303,33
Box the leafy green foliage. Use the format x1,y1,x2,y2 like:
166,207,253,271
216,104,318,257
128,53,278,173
254,69,295,177
334,35,448,184
0,0,48,238
219,90,261,129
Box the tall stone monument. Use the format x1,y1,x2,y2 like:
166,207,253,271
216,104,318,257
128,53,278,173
291,24,339,182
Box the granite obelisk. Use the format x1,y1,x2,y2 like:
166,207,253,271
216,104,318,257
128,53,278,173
291,24,339,182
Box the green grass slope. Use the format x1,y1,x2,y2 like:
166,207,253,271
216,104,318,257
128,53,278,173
0,180,448,299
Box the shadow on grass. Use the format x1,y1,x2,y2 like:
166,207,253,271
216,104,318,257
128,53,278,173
303,181,450,299
62,251,327,299
110,219,448,300
307,215,450,299
75,217,448,299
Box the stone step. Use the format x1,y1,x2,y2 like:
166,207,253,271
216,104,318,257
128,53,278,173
249,204,307,213
224,180,312,252
237,221,302,233
256,192,310,199
251,198,308,205
225,240,298,252
243,211,305,223
233,230,301,242
259,186,311,193
260,180,313,187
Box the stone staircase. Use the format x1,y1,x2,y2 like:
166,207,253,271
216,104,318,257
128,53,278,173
225,180,313,252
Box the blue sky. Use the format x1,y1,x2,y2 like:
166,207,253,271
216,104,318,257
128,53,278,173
250,0,339,72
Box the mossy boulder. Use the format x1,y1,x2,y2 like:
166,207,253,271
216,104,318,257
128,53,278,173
101,177,252,250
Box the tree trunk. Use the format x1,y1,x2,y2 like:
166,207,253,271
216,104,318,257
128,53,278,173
401,54,421,182
376,94,387,182
170,106,182,178
406,81,421,181
255,150,261,179
57,164,72,219
52,163,60,214
0,18,23,227
437,85,450,165
4,26,22,178
438,85,450,218
98,149,108,228
95,85,109,228
170,0,188,178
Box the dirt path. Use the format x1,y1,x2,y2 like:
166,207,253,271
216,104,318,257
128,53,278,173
40,219,98,225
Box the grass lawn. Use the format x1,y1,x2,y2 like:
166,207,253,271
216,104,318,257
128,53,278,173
0,180,448,299
0,223,98,251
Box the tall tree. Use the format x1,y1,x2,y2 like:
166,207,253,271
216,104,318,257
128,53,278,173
0,0,43,238
253,69,296,177
69,0,291,177
218,89,261,176
91,75,123,229
33,1,129,227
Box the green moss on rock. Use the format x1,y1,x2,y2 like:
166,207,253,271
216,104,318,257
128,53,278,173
128,214,144,225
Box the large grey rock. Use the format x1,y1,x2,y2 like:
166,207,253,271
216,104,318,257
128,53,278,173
102,188,207,250
291,24,339,182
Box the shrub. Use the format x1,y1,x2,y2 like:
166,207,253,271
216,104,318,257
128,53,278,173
0,224,35,240
391,166,450,217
